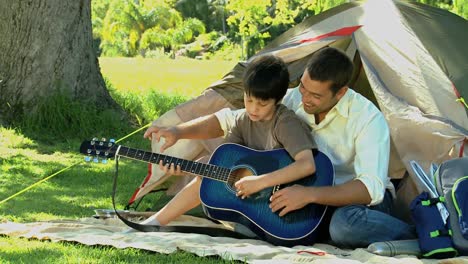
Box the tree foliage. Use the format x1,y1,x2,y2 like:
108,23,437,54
415,0,467,20
96,0,205,56
92,0,468,59
225,0,351,58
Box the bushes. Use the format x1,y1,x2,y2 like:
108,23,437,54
17,89,126,142
109,86,188,127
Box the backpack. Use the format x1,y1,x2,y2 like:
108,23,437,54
433,158,468,255
410,158,468,257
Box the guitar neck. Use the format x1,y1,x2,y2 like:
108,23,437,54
116,145,230,182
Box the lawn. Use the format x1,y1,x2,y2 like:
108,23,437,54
0,58,239,263
99,57,236,98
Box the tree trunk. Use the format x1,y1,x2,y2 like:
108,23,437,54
0,0,118,124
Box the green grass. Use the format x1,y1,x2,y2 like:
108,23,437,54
0,238,239,263
102,57,236,126
99,57,235,98
0,58,240,263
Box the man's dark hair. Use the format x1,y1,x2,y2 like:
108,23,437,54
243,55,290,103
306,47,354,95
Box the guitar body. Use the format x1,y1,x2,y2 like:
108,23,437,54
200,143,334,246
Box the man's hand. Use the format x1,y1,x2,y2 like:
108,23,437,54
234,176,266,199
143,126,180,152
269,185,312,217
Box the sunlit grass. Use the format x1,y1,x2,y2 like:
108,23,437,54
99,57,235,126
99,57,236,98
0,127,35,149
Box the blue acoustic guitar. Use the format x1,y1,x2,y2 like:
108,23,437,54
80,139,334,246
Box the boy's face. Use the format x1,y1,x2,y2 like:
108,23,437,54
243,93,277,122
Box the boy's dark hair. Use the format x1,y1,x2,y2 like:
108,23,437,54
306,47,354,95
243,55,289,103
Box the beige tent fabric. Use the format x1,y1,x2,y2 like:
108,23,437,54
349,0,466,207
130,108,204,201
255,40,333,64
131,89,233,201
353,0,467,178
358,1,468,126
2,217,466,264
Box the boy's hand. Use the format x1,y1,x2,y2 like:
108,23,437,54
234,176,265,199
158,160,184,176
143,126,180,152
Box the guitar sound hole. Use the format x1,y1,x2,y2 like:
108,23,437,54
227,167,256,189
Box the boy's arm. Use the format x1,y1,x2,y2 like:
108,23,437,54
261,149,315,187
172,114,224,139
144,114,224,152
235,149,315,199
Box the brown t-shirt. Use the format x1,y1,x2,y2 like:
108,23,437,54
225,104,315,158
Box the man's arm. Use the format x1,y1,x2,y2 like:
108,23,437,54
269,180,371,216
352,111,390,206
269,105,390,215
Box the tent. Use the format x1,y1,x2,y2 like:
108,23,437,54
128,0,468,220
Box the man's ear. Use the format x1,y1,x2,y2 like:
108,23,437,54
335,86,348,100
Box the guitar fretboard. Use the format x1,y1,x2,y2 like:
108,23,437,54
117,146,231,182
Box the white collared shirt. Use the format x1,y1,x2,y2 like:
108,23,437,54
215,87,393,205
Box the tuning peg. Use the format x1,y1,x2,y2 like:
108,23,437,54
84,156,92,162
87,149,92,154
107,139,115,147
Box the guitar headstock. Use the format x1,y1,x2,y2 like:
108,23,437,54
80,138,117,164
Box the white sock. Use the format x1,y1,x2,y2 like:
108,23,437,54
140,215,161,226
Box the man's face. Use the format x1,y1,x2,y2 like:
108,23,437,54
299,71,345,115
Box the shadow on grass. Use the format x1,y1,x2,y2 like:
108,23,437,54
0,246,65,262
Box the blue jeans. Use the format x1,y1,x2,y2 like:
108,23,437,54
328,191,417,248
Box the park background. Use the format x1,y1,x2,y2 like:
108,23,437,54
0,0,466,262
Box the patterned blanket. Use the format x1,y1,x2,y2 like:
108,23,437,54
2,215,466,264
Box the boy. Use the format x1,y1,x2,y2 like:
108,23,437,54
138,55,316,235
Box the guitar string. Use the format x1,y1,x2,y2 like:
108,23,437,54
122,146,233,182
108,144,245,187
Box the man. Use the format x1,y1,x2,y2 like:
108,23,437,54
214,47,416,247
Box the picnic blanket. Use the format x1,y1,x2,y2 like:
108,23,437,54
1,216,467,264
